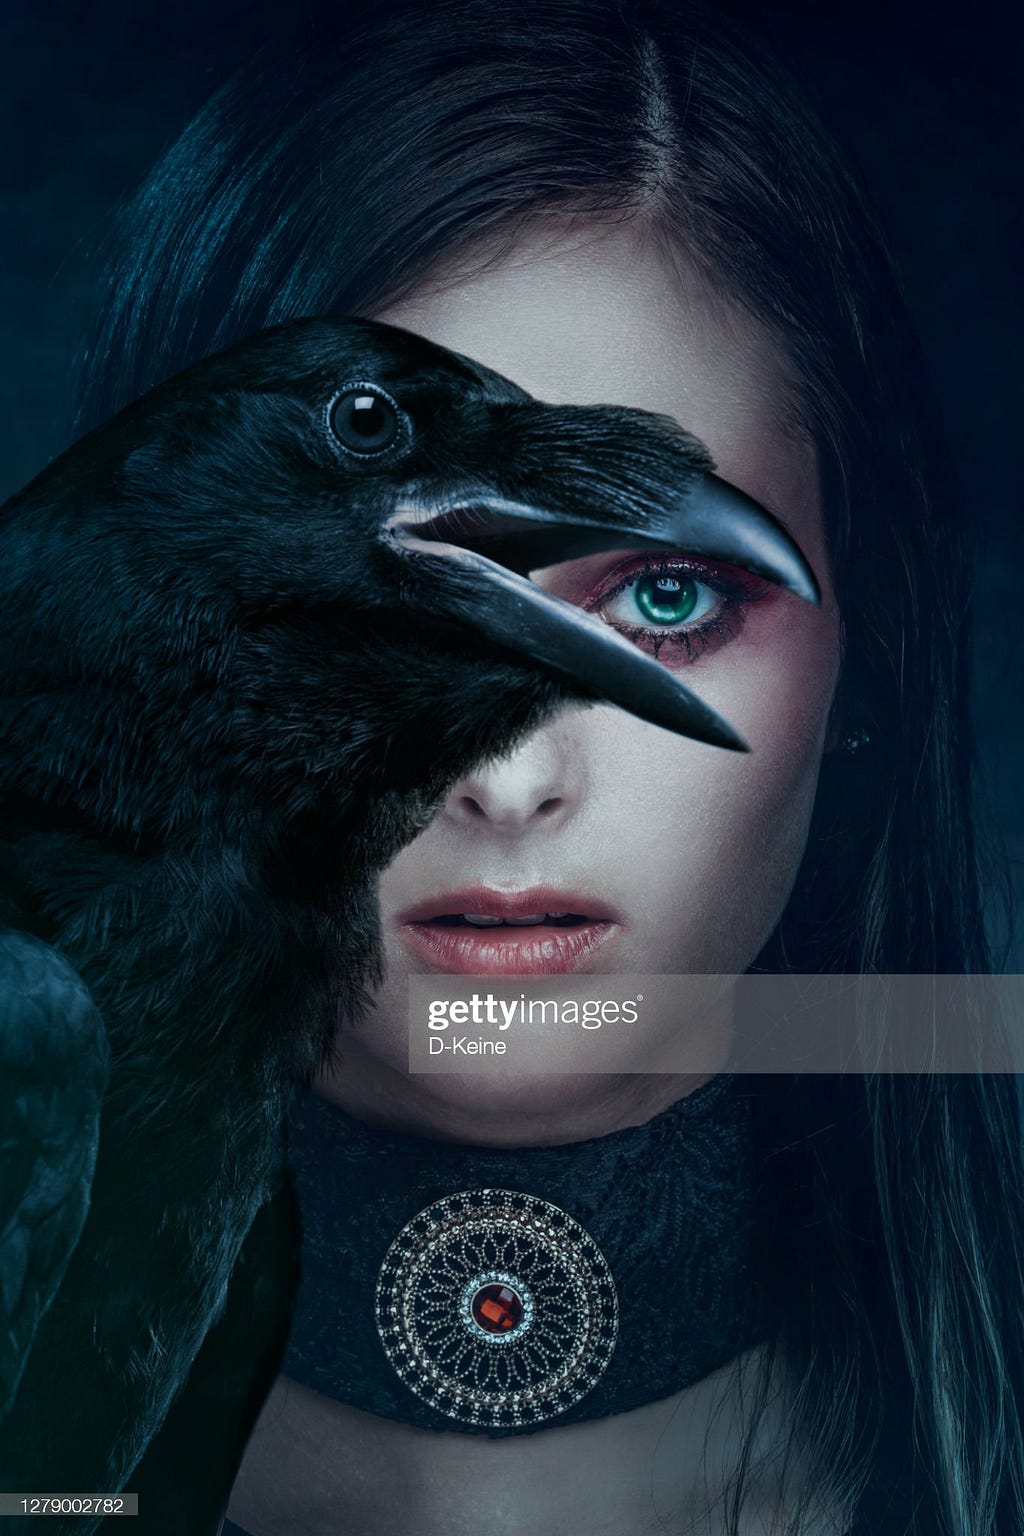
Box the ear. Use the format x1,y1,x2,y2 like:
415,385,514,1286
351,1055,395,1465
822,676,849,755
822,659,870,757
823,712,844,755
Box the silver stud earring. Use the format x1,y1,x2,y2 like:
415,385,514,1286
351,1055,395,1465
840,727,872,754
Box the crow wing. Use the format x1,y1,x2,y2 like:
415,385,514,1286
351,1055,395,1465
0,929,109,1420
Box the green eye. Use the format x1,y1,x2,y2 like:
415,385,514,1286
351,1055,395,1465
602,568,717,630
633,575,699,625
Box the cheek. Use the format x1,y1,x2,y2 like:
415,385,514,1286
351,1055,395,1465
591,600,838,968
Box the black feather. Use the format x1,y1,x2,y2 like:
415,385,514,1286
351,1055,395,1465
0,316,815,1532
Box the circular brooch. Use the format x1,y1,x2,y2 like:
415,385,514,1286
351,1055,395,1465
374,1188,618,1430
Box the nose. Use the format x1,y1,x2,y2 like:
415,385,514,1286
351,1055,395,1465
441,715,586,835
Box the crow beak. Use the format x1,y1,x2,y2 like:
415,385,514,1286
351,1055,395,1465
381,471,819,752
386,475,820,604
382,523,744,749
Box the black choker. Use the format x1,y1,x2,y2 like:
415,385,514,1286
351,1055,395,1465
280,1073,769,1436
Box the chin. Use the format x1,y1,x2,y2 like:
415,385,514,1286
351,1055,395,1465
406,1071,628,1135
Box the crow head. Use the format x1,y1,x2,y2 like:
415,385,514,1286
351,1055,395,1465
1,316,819,917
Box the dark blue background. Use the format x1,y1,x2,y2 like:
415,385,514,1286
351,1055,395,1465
1,0,1020,962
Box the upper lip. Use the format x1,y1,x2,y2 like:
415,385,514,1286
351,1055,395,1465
396,886,622,924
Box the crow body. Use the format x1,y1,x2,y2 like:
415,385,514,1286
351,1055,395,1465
0,317,817,1532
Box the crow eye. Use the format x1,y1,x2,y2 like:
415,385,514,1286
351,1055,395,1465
328,385,403,456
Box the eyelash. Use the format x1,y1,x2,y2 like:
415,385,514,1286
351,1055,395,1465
583,554,772,664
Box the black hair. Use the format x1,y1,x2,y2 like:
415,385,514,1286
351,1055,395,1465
76,1,1024,1530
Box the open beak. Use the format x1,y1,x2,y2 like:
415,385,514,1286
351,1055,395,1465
383,519,747,749
380,414,820,752
386,477,819,604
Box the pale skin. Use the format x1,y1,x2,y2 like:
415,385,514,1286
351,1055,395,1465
226,218,845,1534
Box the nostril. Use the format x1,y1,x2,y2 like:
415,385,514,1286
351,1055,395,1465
447,788,572,825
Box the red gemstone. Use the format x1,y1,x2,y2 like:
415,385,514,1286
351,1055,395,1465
471,1283,524,1334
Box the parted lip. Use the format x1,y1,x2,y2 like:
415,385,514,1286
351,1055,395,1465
395,885,622,925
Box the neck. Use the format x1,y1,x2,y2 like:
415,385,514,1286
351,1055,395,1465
281,1071,770,1435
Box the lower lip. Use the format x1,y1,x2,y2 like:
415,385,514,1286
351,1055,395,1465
399,920,619,975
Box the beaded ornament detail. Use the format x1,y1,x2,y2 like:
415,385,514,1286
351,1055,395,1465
374,1187,619,1429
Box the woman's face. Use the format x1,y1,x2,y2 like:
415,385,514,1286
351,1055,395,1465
317,218,841,1141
